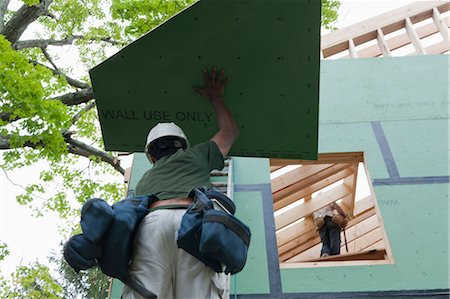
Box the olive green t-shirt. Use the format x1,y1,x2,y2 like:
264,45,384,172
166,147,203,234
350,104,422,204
134,140,224,199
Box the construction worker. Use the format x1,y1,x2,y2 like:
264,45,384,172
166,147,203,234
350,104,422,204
313,202,349,257
122,67,238,299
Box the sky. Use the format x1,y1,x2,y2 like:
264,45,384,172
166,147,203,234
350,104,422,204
0,0,421,277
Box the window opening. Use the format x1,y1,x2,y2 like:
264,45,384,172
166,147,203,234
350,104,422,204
271,153,394,267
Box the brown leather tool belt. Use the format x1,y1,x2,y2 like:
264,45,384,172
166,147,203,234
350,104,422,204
149,197,193,210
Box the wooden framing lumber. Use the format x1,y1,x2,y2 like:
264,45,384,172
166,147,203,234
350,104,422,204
287,215,380,262
432,7,449,43
344,228,383,253
410,40,450,55
321,1,448,57
276,218,316,247
270,152,363,166
348,39,358,58
376,28,392,57
342,164,358,216
354,195,374,215
280,259,390,269
271,164,331,194
273,163,353,203
405,17,427,54
279,208,376,261
273,166,354,210
297,249,386,263
275,185,352,230
270,165,284,173
346,16,449,58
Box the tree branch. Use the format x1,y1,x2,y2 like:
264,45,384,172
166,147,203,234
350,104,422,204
1,0,53,44
31,60,89,89
50,88,94,106
13,35,122,50
40,47,58,70
0,0,10,32
66,137,124,175
0,112,20,123
0,133,124,175
71,101,96,125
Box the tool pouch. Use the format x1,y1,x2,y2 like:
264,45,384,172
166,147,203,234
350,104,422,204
332,214,346,228
313,217,326,230
177,188,251,274
200,209,251,274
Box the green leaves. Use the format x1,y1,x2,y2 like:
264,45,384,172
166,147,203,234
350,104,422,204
111,0,198,38
322,0,341,30
1,263,64,299
0,242,9,262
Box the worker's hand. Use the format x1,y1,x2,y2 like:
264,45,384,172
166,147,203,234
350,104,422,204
194,67,229,102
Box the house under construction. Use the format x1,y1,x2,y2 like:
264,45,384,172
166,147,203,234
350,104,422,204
100,1,449,298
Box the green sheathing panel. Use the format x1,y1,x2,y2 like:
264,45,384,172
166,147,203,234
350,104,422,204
128,153,152,193
233,191,270,294
281,184,449,292
90,0,321,159
110,56,448,297
382,119,448,177
228,55,449,296
319,55,448,123
281,56,449,293
231,157,272,294
318,122,389,179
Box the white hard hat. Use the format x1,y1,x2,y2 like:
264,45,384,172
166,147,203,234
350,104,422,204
145,122,189,150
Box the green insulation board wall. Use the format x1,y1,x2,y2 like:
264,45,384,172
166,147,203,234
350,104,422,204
230,55,449,297
90,0,321,160
109,55,448,298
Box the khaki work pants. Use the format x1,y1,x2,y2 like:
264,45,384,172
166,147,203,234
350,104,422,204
122,209,226,299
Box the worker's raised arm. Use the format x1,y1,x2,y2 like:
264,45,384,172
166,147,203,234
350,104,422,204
194,67,239,157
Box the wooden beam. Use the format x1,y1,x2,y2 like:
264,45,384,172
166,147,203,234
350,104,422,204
270,165,284,173
280,259,390,269
432,7,449,44
344,228,383,253
270,152,363,166
405,17,427,55
420,40,450,55
354,195,374,215
273,163,353,203
376,28,392,57
348,39,358,58
279,208,376,261
274,167,354,211
276,218,316,248
341,215,379,251
297,249,386,263
275,184,352,230
321,1,448,57
286,227,382,263
271,164,331,194
349,16,449,58
286,215,380,262
342,164,358,216
276,195,374,250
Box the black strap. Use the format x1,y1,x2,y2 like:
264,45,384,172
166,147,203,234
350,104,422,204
203,214,250,245
123,277,157,299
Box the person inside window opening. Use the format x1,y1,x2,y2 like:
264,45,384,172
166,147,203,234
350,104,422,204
313,202,349,257
122,67,238,299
